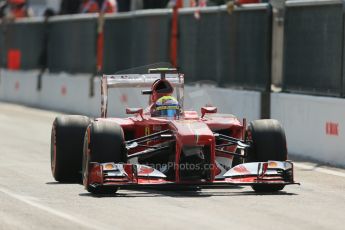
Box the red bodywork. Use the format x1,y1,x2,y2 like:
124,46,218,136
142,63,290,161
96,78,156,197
85,70,297,190
88,111,241,183
86,111,295,189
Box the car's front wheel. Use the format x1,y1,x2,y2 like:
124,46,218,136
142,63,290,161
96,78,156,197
246,119,287,192
82,120,127,194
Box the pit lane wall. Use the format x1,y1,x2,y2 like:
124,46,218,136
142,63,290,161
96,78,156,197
2,70,345,167
271,93,345,168
0,70,262,121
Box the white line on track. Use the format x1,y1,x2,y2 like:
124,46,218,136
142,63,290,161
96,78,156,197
294,162,345,178
0,187,115,230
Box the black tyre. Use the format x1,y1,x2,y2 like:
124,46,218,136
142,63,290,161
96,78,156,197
51,115,91,182
83,120,126,194
246,119,287,192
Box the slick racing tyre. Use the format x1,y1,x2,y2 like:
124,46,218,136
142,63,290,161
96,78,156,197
82,120,126,194
51,115,91,183
246,119,287,192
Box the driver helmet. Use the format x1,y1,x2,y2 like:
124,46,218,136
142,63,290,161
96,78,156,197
153,95,180,118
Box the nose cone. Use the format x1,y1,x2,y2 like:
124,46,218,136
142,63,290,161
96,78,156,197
170,120,214,145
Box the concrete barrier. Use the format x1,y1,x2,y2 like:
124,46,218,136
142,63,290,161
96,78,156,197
185,86,262,122
0,71,262,122
271,93,345,167
94,82,262,120
0,69,40,106
39,72,93,115
3,70,345,166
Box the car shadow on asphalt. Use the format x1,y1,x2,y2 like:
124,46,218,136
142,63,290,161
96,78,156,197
46,181,297,198
78,186,297,198
46,182,78,185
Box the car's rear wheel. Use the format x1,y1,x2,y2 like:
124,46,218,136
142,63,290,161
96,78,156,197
246,119,287,192
83,120,126,194
51,115,91,182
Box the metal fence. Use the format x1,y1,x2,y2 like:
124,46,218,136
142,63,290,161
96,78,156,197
219,4,272,90
131,10,171,68
103,9,172,74
47,14,98,74
0,1,345,97
178,4,272,90
178,7,222,83
283,0,344,96
0,18,46,70
103,13,133,74
0,24,4,68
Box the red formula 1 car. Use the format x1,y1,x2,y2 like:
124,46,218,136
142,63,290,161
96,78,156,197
51,68,298,194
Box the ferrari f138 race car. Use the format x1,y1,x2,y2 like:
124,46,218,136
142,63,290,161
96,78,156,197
51,67,298,194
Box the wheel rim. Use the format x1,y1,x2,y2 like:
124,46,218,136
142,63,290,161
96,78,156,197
51,123,57,177
82,129,91,188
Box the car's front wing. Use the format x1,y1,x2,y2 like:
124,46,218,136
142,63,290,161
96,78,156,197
86,161,298,189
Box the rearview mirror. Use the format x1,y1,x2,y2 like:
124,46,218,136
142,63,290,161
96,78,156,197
201,106,217,118
126,108,143,118
141,90,152,95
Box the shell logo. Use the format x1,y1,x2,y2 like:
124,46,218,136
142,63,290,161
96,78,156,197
268,162,278,168
104,163,114,170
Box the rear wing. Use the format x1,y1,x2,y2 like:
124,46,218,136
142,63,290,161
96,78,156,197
101,72,184,118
